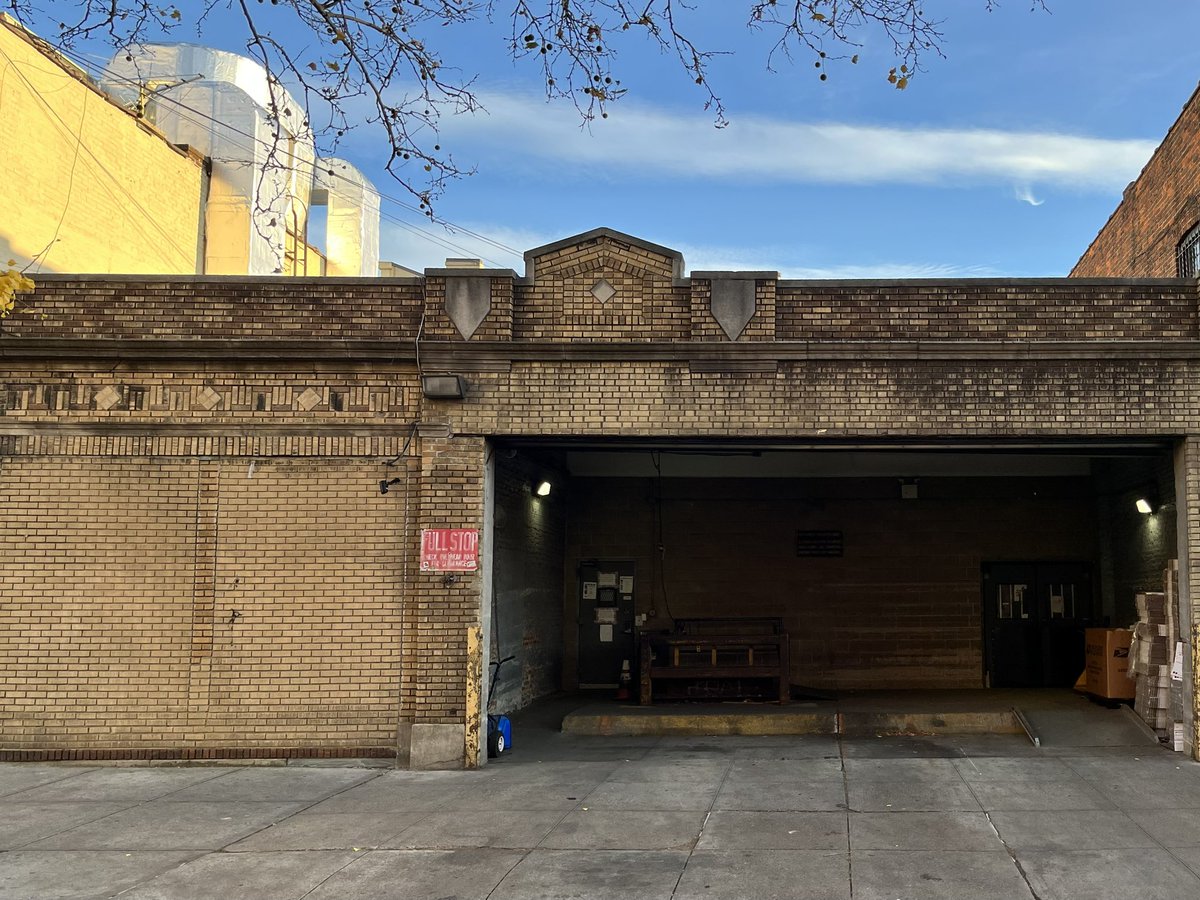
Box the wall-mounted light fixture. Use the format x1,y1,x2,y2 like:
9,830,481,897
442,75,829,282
1135,497,1154,515
534,480,552,497
421,374,467,400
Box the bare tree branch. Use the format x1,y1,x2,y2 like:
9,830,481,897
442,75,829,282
7,1,1051,208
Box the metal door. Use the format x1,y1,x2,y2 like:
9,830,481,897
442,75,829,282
983,562,1093,687
577,560,636,688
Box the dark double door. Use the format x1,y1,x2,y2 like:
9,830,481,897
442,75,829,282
982,562,1094,688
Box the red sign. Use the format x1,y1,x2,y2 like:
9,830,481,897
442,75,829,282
420,529,479,572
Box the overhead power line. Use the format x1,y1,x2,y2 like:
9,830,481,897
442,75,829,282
62,47,524,267
0,43,200,269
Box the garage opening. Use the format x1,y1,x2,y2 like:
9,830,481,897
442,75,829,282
483,439,1182,730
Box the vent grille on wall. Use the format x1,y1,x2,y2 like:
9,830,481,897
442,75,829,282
796,530,844,558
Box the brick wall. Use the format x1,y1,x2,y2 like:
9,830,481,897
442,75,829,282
1073,84,1200,277
0,277,423,343
3,228,1200,760
515,233,691,341
566,476,1097,690
1176,438,1200,757
776,281,1198,340
421,275,514,342
1093,456,1179,624
411,435,486,726
490,453,567,713
0,453,407,756
11,270,1195,347
445,359,1200,439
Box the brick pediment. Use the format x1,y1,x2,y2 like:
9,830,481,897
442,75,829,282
524,228,683,284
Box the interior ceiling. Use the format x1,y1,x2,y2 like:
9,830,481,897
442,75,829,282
563,450,1101,479
501,437,1168,479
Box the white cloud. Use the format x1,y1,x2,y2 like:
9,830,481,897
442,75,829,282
440,93,1155,192
1014,184,1045,206
780,262,1004,279
673,241,1003,278
380,221,1006,278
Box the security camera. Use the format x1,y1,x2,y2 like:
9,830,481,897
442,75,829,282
379,477,402,495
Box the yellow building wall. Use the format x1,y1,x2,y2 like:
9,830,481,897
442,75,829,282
0,19,203,274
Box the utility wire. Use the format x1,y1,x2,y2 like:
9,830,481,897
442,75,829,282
0,44,198,267
68,49,501,264
84,53,521,258
36,67,87,273
62,48,523,266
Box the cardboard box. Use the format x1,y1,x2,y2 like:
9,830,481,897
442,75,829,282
1085,628,1135,699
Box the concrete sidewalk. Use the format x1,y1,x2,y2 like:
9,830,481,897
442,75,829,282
3,722,1200,898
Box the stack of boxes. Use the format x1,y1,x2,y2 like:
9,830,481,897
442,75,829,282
1130,560,1185,748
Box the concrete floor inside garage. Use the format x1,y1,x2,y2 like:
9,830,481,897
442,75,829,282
3,695,1199,900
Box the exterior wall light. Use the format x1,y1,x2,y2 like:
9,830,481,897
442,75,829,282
421,374,467,400
534,480,552,497
1135,498,1154,515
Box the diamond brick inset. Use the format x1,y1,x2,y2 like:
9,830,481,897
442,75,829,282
93,386,121,411
590,278,616,304
195,386,222,411
295,387,323,411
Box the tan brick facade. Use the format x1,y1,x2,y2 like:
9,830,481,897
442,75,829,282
0,453,407,757
3,228,1200,763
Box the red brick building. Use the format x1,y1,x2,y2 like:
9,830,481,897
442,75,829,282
1074,84,1200,279
2,227,1198,766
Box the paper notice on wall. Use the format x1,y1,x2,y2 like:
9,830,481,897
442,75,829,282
598,624,613,643
619,576,634,593
595,607,617,624
598,572,618,589
1171,642,1185,682
582,582,597,600
1050,595,1064,618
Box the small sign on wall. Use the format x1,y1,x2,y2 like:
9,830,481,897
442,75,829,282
421,529,479,572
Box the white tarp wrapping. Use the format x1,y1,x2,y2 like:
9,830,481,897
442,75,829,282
102,44,377,276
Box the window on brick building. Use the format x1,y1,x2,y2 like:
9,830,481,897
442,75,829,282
1177,223,1200,277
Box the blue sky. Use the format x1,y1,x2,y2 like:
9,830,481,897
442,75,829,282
70,2,1200,276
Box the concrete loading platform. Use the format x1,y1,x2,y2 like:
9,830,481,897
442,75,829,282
561,690,1160,748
